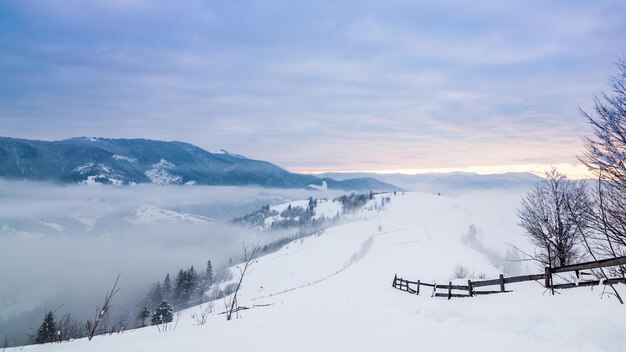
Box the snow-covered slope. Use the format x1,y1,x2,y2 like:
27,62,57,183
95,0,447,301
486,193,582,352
126,205,212,225
21,192,626,352
259,198,344,228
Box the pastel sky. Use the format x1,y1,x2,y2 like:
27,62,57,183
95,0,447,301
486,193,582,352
1,1,625,177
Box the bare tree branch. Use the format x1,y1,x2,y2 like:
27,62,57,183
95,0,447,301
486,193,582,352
86,273,121,341
226,243,259,321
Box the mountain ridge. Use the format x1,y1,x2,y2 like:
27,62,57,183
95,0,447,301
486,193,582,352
317,171,543,193
0,136,399,191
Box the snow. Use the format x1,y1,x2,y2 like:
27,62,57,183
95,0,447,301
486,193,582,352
72,163,125,185
112,155,137,163
73,214,96,231
81,175,124,185
312,198,342,220
81,176,99,185
144,159,182,185
260,198,343,227
39,221,65,232
20,192,626,352
72,163,94,173
126,205,212,225
212,149,247,159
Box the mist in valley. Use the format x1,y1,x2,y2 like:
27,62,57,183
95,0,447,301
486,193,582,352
0,180,344,345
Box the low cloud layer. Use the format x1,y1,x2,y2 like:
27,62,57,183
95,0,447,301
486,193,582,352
0,181,344,344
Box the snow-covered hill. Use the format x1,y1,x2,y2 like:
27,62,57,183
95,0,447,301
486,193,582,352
126,205,212,226
20,192,626,352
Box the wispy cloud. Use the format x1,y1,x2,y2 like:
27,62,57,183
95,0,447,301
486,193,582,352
0,0,625,175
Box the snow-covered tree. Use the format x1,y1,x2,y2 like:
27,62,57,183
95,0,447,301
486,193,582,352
518,169,592,267
150,282,163,309
151,301,173,325
174,269,184,303
204,260,213,288
198,260,213,302
163,273,172,301
174,266,198,306
35,311,57,344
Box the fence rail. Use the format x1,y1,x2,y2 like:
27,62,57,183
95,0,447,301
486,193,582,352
392,256,626,300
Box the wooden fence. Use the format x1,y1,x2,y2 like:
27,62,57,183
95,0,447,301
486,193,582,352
392,256,626,299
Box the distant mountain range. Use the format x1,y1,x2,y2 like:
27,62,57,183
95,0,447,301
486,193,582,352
0,137,399,191
317,171,543,193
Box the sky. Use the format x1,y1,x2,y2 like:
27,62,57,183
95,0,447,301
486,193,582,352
1,1,625,178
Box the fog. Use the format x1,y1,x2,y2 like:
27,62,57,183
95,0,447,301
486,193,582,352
0,180,345,344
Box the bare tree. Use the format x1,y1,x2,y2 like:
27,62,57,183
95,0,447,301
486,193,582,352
574,59,626,303
564,177,625,304
225,243,259,321
518,169,592,269
580,58,626,266
86,273,121,341
57,312,83,342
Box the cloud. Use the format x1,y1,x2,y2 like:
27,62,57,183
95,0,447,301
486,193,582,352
0,0,625,174
0,180,347,345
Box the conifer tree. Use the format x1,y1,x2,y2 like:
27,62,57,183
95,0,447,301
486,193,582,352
173,266,199,306
183,266,197,304
205,260,213,288
188,266,197,287
35,311,57,344
150,282,163,309
198,260,213,302
174,269,185,303
163,274,172,301
151,301,173,325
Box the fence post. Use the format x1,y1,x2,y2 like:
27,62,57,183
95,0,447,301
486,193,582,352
499,274,505,292
417,280,420,295
468,279,473,297
544,267,551,288
393,274,397,288
448,281,452,300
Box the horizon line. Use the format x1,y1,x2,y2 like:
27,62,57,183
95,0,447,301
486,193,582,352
289,163,592,180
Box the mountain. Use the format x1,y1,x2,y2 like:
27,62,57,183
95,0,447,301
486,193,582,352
306,177,401,192
318,171,543,194
0,137,399,190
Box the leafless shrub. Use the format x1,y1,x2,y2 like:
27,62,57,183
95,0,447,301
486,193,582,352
452,264,470,279
225,243,259,321
57,312,83,342
191,303,214,325
154,312,180,333
86,273,121,340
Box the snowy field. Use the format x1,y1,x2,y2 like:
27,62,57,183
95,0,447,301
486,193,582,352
20,192,626,352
